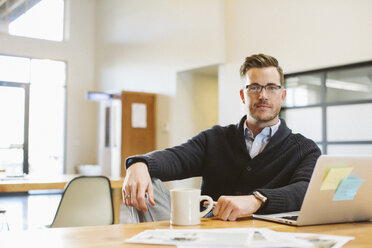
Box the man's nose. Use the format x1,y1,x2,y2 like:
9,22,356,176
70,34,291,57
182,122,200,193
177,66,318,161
258,87,268,98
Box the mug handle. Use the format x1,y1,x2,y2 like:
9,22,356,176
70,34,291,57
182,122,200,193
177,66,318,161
199,195,214,217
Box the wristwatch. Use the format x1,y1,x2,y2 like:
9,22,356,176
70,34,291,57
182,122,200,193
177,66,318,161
252,191,267,204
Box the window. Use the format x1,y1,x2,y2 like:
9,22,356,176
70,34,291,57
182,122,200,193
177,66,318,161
0,0,64,41
282,62,372,155
284,73,322,107
0,55,66,175
0,83,27,175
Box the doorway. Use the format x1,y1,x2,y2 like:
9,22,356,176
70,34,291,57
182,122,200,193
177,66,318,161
174,65,219,143
164,65,218,190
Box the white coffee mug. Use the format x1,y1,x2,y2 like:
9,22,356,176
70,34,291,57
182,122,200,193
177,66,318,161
170,188,214,225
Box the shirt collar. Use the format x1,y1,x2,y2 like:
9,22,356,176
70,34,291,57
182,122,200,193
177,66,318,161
244,119,281,140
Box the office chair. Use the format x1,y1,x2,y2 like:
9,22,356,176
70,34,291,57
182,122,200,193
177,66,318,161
50,176,114,228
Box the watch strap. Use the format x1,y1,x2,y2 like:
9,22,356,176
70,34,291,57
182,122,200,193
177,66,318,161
252,191,267,203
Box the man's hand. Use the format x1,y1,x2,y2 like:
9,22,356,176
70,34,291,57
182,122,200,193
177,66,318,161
213,195,262,221
122,162,155,212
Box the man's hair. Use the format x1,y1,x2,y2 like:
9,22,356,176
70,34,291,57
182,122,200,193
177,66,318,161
239,54,284,85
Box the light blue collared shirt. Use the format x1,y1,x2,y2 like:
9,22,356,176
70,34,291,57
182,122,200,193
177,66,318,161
244,120,281,158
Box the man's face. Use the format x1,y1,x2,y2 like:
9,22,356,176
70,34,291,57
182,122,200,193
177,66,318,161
239,67,286,124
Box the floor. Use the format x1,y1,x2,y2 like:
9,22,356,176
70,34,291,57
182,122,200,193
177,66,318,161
0,190,132,232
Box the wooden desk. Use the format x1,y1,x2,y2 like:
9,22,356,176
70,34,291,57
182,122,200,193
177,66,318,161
1,218,371,247
0,174,124,224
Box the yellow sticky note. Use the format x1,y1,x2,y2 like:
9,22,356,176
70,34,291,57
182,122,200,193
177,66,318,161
320,167,353,190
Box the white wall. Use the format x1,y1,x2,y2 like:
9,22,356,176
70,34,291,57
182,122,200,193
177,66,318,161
95,0,225,95
2,0,371,175
221,0,372,123
0,0,98,173
192,73,219,134
95,0,372,163
95,0,225,149
171,72,195,145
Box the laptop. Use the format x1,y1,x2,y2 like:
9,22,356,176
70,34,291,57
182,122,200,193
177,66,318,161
253,155,372,226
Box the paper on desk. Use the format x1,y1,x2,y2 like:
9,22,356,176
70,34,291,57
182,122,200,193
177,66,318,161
278,232,354,248
0,174,27,180
320,167,353,190
125,228,306,247
125,228,354,248
126,228,248,247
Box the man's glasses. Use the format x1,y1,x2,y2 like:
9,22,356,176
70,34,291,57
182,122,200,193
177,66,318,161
245,83,282,94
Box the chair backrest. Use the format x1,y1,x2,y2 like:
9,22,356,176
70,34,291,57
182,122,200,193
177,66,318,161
50,176,114,228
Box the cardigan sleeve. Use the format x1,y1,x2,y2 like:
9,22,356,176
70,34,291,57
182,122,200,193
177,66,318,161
255,142,321,214
125,130,208,181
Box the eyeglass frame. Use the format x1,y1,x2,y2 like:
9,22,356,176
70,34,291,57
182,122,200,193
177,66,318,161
244,83,284,94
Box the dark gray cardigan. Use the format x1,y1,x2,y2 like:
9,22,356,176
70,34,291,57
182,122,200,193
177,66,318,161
126,116,321,214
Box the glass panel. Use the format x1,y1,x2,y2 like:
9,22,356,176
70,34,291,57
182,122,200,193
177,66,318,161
29,58,66,175
328,145,372,155
284,74,322,107
281,107,322,142
31,59,66,86
327,104,372,141
0,149,24,175
326,65,372,103
0,86,25,174
29,84,65,175
0,55,30,83
7,0,64,41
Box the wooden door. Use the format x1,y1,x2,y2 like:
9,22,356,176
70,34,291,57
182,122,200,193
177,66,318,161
121,91,156,177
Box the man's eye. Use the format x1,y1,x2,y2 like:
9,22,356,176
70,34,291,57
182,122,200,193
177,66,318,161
250,86,260,91
267,86,276,91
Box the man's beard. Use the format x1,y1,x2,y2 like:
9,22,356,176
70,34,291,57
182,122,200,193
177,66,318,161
249,101,281,122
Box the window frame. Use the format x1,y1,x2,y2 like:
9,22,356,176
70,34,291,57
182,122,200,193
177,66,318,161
0,0,65,42
282,60,372,154
0,54,67,175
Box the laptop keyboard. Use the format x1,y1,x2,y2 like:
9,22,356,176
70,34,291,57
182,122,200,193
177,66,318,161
281,215,298,221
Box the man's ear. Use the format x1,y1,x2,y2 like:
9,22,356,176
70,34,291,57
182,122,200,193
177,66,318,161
240,89,245,104
281,89,287,103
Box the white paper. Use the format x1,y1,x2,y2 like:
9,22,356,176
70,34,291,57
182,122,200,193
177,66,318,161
125,228,354,248
131,103,147,128
125,229,249,247
279,232,355,248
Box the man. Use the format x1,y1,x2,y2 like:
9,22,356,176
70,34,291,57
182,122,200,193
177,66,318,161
123,54,321,221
